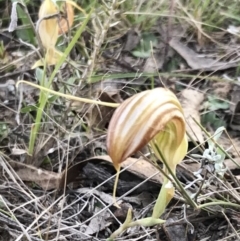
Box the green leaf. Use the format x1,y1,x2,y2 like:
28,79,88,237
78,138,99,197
35,68,45,84
21,105,38,113
14,2,35,44
132,33,158,58
0,122,8,140
207,96,229,111
201,112,226,129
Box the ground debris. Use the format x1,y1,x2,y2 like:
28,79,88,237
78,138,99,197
169,38,240,71
163,217,194,241
180,89,204,143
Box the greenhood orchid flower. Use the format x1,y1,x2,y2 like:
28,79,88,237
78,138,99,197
107,88,187,169
106,87,188,238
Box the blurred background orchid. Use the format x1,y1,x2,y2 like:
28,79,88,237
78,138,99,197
32,0,76,68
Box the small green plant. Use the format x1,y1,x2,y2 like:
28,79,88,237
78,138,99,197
131,32,158,58
0,122,8,141
201,95,229,129
14,0,35,44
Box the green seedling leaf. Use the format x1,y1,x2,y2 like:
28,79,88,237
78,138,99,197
47,95,58,103
207,126,225,152
21,105,38,113
201,112,226,129
42,156,52,165
35,68,46,84
206,96,229,111
213,127,225,142
0,195,6,209
132,33,157,58
166,56,182,73
67,77,78,85
0,122,8,140
14,2,35,44
0,41,5,59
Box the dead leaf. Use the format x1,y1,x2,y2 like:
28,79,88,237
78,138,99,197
88,92,118,128
143,51,165,72
169,38,239,71
62,155,163,192
111,202,132,223
216,134,240,157
94,155,163,185
180,89,204,143
229,85,240,131
76,187,115,205
58,3,74,35
71,81,122,129
212,82,232,99
179,161,201,178
11,147,27,156
8,158,97,191
123,192,153,206
123,29,140,51
9,155,163,191
0,79,16,100
8,161,62,190
85,206,111,235
163,217,195,241
224,158,240,171
8,2,18,32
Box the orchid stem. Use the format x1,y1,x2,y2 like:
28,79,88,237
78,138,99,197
153,144,198,209
108,209,165,241
113,165,121,208
198,201,240,210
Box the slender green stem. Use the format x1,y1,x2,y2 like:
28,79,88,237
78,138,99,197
48,7,94,85
27,8,94,155
89,72,238,84
108,208,165,240
153,144,198,209
198,201,240,209
28,62,48,155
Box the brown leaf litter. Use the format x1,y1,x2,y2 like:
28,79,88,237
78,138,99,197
229,84,240,131
70,81,123,129
8,160,62,191
180,88,204,143
169,38,240,71
7,155,163,191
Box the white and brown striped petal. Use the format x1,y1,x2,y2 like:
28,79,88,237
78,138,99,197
107,88,187,170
